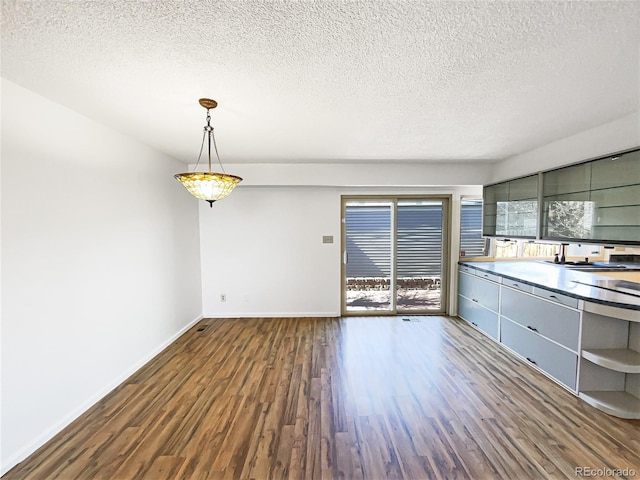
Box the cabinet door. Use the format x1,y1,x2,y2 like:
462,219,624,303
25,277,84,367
542,149,640,244
589,178,640,243
484,183,509,204
483,177,538,238
501,287,580,352
542,191,593,240
501,318,578,391
458,295,499,340
590,150,640,190
509,175,538,201
482,183,508,236
543,163,591,196
504,199,538,237
458,272,499,313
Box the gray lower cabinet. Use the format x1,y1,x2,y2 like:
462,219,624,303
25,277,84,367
458,263,639,417
458,270,500,311
501,317,578,391
501,287,581,352
457,265,582,393
457,270,499,340
500,285,580,391
458,295,499,340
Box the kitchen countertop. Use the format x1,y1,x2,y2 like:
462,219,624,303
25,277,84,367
459,261,640,311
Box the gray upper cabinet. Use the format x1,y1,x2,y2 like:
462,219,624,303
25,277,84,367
542,150,640,244
482,182,508,236
482,174,538,238
483,148,640,245
590,150,640,190
542,162,591,196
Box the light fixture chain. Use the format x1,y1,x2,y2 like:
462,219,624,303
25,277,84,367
204,108,215,172
207,128,212,173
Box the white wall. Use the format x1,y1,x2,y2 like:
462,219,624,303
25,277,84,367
200,187,342,317
0,79,203,473
490,112,640,182
200,181,481,318
197,152,491,317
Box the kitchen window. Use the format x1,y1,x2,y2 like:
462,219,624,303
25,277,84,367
459,198,603,260
460,198,489,257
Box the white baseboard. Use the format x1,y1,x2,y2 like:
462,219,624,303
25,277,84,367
202,312,340,318
1,314,203,476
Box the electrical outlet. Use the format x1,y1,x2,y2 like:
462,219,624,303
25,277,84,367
322,235,333,244
220,294,226,302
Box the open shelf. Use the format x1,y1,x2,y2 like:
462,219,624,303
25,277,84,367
579,391,640,419
582,349,640,373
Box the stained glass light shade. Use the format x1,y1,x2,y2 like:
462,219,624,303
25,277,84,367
174,171,243,207
176,98,243,206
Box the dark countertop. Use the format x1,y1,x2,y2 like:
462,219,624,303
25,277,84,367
459,261,640,311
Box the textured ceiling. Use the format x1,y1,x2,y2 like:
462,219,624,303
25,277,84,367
2,1,639,164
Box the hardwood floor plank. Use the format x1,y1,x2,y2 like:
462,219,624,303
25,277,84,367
4,316,640,480
271,424,294,479
353,416,393,480
304,377,322,480
320,369,337,480
142,455,185,480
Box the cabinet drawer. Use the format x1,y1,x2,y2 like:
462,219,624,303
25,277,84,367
459,265,475,275
501,287,580,351
458,295,499,340
474,270,502,283
502,278,534,294
501,318,578,391
532,287,578,308
459,272,500,313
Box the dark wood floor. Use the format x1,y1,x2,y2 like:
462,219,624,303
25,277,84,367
4,316,640,479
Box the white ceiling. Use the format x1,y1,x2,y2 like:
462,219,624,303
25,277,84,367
2,1,639,165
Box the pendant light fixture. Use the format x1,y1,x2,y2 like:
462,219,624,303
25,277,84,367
175,98,243,207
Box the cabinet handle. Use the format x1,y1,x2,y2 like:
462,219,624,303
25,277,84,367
526,325,538,332
526,357,537,365
471,322,478,327
472,298,479,303
513,283,520,287
549,295,557,299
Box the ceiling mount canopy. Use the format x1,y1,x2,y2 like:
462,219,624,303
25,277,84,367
174,98,242,207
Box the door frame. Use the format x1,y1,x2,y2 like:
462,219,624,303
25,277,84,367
341,194,451,316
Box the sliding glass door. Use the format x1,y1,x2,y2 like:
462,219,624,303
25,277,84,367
343,201,394,312
342,196,449,315
396,200,445,312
